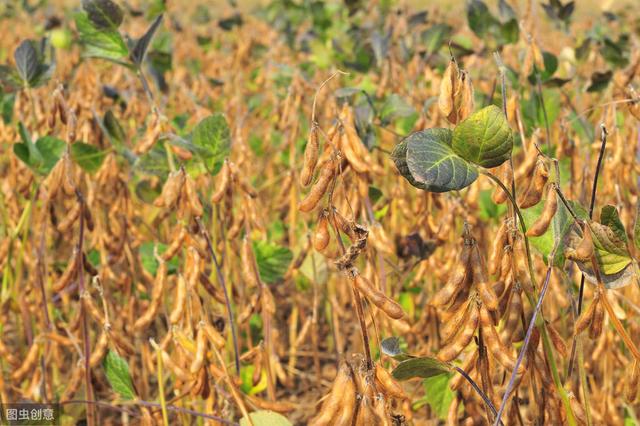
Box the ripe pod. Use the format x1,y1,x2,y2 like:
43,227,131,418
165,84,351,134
353,273,404,320
301,127,319,186
313,213,330,251
298,158,335,212
437,303,479,362
526,185,558,237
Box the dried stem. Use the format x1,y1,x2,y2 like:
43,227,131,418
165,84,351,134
195,217,241,376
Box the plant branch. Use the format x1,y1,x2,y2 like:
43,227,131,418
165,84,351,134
195,217,241,376
567,124,607,377
453,365,502,425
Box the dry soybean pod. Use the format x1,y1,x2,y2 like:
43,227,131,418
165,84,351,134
437,302,478,362
190,325,208,374
353,273,404,320
229,162,258,198
241,236,259,288
504,286,524,343
627,360,639,403
519,159,549,208
526,184,558,237
57,203,81,233
308,362,354,426
372,394,392,426
169,274,187,324
574,294,598,336
480,305,524,374
154,170,183,209
471,246,498,311
491,163,513,205
301,126,319,186
589,293,605,340
439,57,459,118
489,221,508,276
183,174,203,217
298,157,335,212
567,223,594,262
375,363,406,399
52,250,78,292
11,339,40,381
134,259,167,331
202,322,226,349
431,244,471,307
441,298,471,344
89,331,109,367
546,322,567,358
313,210,331,251
211,160,231,203
162,226,186,261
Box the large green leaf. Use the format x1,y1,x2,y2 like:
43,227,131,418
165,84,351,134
392,356,451,381
103,350,135,400
253,240,293,284
82,0,124,30
590,212,632,276
14,40,38,85
467,0,499,37
566,205,635,288
418,373,456,420
75,12,129,62
70,142,106,173
393,128,478,193
14,127,66,176
452,105,513,168
191,113,231,176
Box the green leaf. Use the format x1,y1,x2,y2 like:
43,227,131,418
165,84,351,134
0,65,22,90
420,23,452,54
392,356,451,381
589,220,632,275
135,142,169,177
14,40,39,86
380,94,415,124
521,195,574,266
393,128,478,193
253,240,293,284
70,142,106,173
131,14,164,66
452,105,513,168
139,242,179,275
478,189,507,221
75,12,129,62
0,91,15,124
103,110,126,146
600,205,627,244
239,411,292,426
82,0,124,30
103,350,135,400
35,137,67,174
467,0,499,37
13,129,65,176
420,373,456,420
135,179,161,204
191,113,231,176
